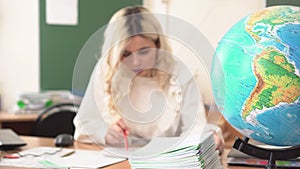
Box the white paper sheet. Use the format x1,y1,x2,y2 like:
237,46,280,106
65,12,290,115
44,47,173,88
47,148,126,168
46,0,78,25
0,146,126,168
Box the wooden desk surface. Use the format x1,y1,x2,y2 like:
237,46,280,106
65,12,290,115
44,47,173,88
0,112,38,135
0,136,263,169
0,112,38,123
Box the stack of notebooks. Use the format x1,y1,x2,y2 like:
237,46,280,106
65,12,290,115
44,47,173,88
227,147,300,168
128,133,222,169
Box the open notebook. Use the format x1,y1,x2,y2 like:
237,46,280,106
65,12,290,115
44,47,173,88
0,128,27,150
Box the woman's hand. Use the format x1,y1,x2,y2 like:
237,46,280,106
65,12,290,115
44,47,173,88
105,118,130,146
213,132,225,154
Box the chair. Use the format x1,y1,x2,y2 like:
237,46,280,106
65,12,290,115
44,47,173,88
31,103,80,138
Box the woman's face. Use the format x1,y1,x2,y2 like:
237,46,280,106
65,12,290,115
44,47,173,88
120,36,157,77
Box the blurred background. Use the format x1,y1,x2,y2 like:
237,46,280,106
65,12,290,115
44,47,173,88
0,0,298,141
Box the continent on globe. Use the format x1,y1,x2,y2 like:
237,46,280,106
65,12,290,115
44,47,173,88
242,6,300,121
246,6,300,42
242,46,300,121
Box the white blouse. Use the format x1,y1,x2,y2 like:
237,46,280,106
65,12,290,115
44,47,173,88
73,62,219,145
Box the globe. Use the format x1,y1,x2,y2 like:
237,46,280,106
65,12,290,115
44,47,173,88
211,6,300,146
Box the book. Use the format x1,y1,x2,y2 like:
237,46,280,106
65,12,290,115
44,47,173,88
128,133,222,169
227,148,300,168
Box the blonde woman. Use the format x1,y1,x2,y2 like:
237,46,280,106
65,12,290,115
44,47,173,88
73,6,224,150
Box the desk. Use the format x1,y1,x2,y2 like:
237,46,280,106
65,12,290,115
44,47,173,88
0,112,38,135
1,136,263,169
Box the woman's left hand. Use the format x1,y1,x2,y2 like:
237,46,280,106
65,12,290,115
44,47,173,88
213,132,224,154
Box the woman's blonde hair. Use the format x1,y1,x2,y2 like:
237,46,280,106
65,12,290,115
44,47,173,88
101,6,176,117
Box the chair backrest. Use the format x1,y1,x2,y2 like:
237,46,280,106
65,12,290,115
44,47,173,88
31,103,79,138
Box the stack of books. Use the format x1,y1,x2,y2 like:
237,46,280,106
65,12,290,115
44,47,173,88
128,133,222,169
228,147,300,168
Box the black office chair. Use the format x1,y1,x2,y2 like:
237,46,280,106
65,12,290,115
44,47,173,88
31,103,80,138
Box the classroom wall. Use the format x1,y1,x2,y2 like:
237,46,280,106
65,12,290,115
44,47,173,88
144,0,266,104
0,0,40,111
40,0,142,95
0,0,279,110
0,0,142,112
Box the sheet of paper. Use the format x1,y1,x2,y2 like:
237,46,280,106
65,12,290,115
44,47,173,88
0,146,126,168
130,133,210,157
46,0,78,25
47,149,126,168
0,147,72,168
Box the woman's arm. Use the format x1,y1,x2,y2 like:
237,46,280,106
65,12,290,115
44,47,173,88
73,64,108,145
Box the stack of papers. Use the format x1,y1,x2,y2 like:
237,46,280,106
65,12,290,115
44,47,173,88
129,133,222,169
228,148,300,168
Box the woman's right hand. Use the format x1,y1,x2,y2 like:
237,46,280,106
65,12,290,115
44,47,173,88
105,118,130,146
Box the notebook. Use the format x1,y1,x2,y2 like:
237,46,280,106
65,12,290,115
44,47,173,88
227,148,300,168
0,128,27,150
128,133,222,169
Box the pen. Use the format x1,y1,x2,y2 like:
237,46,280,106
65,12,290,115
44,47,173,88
3,155,20,159
123,130,128,151
61,150,75,157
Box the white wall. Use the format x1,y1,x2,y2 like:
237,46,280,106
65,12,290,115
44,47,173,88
0,0,266,111
144,0,266,105
166,0,266,48
0,0,39,111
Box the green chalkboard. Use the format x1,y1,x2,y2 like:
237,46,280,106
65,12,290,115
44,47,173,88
267,0,300,7
40,0,142,96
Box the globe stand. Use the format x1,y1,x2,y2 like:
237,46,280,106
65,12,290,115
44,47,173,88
233,137,300,169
